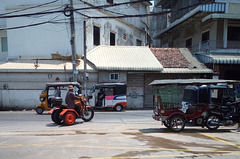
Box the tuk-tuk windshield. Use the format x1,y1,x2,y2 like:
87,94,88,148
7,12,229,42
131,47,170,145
211,88,236,105
92,83,126,95
183,89,198,104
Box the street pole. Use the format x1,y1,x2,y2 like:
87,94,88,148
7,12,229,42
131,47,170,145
83,20,87,96
70,0,78,82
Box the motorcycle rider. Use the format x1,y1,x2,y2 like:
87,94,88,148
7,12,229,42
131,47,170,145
65,85,82,115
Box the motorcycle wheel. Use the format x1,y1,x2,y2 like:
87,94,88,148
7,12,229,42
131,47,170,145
82,107,94,122
63,111,76,126
206,115,220,130
51,109,62,125
169,115,185,132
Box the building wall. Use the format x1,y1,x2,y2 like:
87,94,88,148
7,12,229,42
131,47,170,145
127,73,144,109
1,0,149,61
0,70,98,110
86,18,146,52
98,71,127,83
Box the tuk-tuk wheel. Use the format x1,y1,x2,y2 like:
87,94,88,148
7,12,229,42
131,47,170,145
169,115,185,132
115,105,122,111
36,107,44,114
206,115,220,130
63,111,76,125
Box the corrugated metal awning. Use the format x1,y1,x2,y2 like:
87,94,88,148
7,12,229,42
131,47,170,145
86,46,163,71
200,3,225,12
202,13,240,22
161,68,213,74
196,53,240,64
149,79,239,86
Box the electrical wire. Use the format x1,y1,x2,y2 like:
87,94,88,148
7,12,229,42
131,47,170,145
0,0,151,19
86,11,170,19
0,0,215,31
0,15,65,31
0,0,60,16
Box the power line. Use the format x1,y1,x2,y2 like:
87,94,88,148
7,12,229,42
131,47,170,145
0,0,211,31
87,11,170,19
0,0,151,19
0,15,65,31
0,0,60,16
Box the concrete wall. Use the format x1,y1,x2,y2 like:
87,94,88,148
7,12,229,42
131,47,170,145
0,70,98,110
0,89,44,110
7,9,84,58
127,73,144,109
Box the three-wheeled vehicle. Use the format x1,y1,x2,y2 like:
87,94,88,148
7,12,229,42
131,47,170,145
50,95,94,126
88,83,127,111
150,79,240,132
36,82,82,114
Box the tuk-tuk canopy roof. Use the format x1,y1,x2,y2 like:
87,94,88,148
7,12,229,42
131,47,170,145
46,82,81,88
149,79,240,86
94,83,126,89
184,84,228,92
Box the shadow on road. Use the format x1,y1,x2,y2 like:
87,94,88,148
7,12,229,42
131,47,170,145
46,121,84,127
139,127,233,134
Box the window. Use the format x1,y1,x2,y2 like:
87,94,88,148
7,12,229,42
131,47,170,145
109,73,119,81
228,27,240,41
136,39,142,46
107,0,113,4
93,26,100,45
123,34,127,40
186,38,192,48
202,31,209,43
110,32,115,46
1,37,8,52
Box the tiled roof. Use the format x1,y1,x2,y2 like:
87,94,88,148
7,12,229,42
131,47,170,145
150,48,213,73
150,48,190,68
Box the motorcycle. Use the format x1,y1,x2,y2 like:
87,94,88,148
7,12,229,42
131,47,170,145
50,97,94,126
206,101,240,130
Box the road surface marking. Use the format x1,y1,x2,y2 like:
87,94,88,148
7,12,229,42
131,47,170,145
199,133,240,149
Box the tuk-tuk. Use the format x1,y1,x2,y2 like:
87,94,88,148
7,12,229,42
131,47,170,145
36,82,82,114
88,83,127,111
150,79,239,132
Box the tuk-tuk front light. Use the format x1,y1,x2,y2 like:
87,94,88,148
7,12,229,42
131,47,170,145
40,97,46,102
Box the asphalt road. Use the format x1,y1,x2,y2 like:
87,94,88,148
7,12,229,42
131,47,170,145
0,110,240,159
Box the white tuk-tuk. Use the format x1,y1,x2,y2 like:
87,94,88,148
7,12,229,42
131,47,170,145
88,83,127,111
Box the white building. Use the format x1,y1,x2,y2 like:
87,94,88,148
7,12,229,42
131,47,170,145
0,0,151,61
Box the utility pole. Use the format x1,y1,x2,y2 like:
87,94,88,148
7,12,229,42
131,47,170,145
70,0,78,82
83,20,87,96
